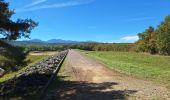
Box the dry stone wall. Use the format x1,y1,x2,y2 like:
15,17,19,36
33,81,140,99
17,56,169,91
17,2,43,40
0,50,68,97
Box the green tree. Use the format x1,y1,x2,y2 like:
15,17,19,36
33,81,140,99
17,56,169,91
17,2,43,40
156,15,170,55
148,30,157,54
0,0,38,71
136,26,157,54
0,0,38,40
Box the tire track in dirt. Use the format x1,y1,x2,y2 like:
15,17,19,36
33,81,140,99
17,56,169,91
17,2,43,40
44,50,170,100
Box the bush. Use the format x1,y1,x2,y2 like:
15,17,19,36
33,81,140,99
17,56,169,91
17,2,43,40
0,40,28,72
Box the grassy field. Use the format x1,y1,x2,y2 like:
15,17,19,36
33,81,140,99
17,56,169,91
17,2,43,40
79,50,170,89
0,53,49,83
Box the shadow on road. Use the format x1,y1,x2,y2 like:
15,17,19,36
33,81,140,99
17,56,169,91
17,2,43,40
0,73,52,100
44,76,137,100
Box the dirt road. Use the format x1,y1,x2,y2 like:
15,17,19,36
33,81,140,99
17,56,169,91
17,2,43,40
44,50,170,100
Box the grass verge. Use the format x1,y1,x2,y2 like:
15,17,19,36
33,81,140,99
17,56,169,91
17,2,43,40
79,50,170,89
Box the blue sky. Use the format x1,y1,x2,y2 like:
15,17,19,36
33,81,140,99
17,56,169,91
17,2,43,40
5,0,170,42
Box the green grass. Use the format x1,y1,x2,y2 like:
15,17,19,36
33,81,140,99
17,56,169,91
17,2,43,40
0,53,49,83
79,50,170,89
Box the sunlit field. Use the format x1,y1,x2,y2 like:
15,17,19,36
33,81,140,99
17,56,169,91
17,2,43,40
80,50,170,89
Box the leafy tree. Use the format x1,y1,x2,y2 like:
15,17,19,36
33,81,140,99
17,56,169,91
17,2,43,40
136,26,157,54
0,41,28,71
156,15,170,55
0,0,38,40
0,0,38,71
148,30,157,54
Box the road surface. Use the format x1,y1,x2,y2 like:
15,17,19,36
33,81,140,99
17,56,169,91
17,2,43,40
44,50,170,100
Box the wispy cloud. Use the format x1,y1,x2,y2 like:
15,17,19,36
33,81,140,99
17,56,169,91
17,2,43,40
16,0,94,12
25,0,47,7
121,35,139,42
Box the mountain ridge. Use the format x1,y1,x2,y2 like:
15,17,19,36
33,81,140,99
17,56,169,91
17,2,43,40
9,39,97,45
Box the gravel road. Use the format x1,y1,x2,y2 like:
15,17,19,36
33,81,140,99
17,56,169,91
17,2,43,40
44,50,170,100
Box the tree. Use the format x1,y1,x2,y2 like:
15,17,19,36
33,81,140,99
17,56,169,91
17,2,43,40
156,15,170,55
0,0,38,40
136,26,155,53
0,0,38,71
0,41,29,71
148,30,157,54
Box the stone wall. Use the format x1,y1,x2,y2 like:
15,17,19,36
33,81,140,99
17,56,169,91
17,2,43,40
0,50,68,97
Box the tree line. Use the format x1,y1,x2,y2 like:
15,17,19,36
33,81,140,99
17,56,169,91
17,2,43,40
134,15,170,55
70,43,133,52
20,43,133,52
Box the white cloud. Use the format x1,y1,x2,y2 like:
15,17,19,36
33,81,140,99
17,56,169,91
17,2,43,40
25,0,47,7
16,0,94,12
121,35,139,42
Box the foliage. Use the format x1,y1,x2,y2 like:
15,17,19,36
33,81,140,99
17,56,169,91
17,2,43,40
19,43,133,52
135,26,157,54
0,0,38,40
80,50,170,89
156,15,170,55
71,43,133,52
0,40,29,71
0,0,37,72
135,15,170,55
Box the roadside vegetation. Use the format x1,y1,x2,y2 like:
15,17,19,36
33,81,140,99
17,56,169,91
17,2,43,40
20,44,71,51
18,43,133,52
71,43,133,52
134,15,170,55
0,41,29,71
0,53,48,83
80,50,170,89
0,0,37,74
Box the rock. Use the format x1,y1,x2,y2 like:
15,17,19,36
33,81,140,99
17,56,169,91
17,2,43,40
0,68,5,77
0,50,68,96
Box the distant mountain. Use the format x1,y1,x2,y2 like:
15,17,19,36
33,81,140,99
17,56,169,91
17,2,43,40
9,39,97,45
28,39,45,43
47,39,79,44
9,40,44,45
